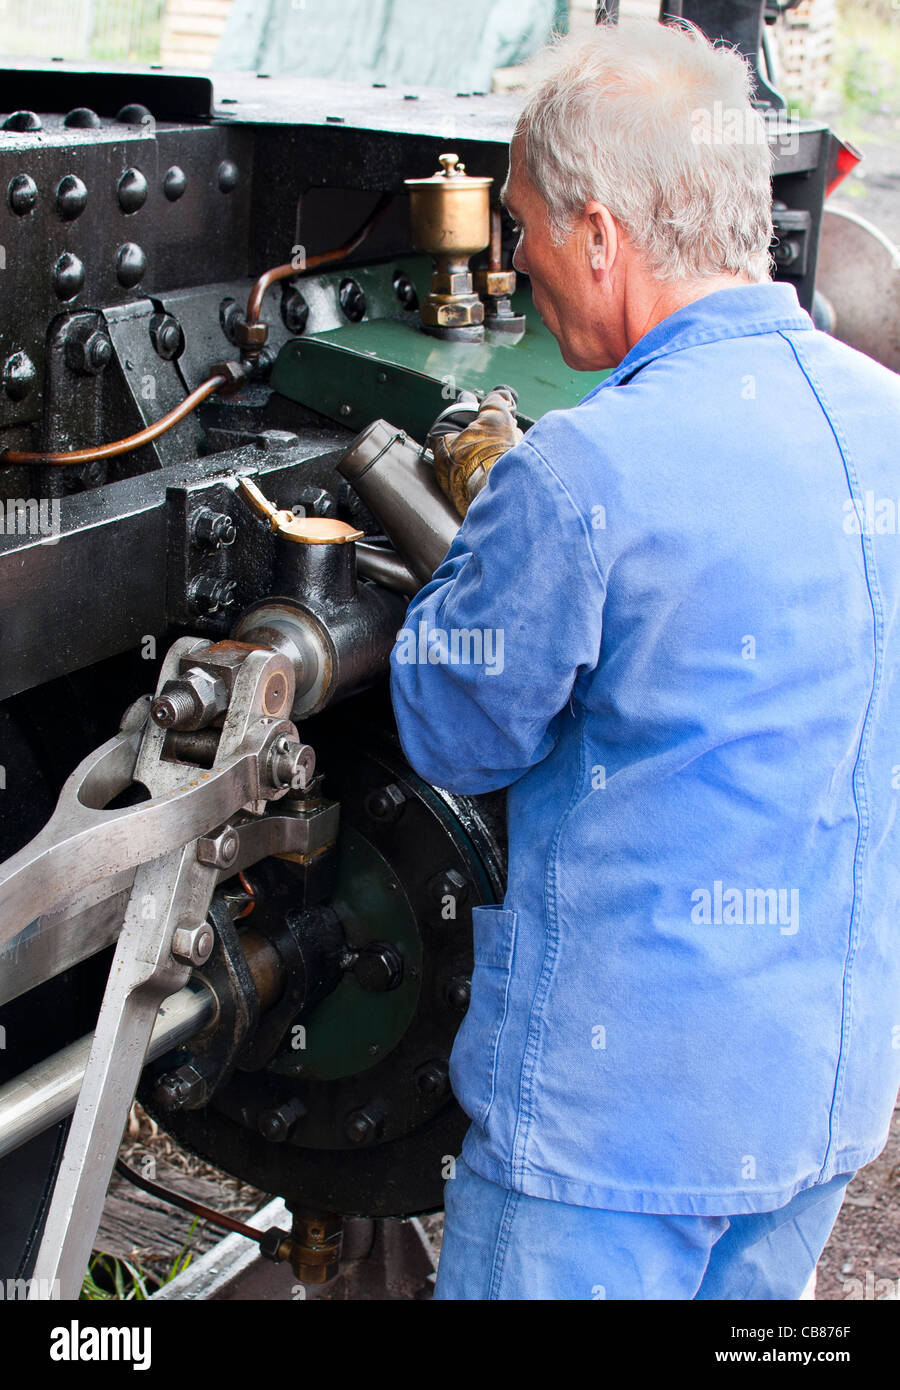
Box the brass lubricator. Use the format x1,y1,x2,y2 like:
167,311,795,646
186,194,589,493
287,1209,344,1284
404,153,492,342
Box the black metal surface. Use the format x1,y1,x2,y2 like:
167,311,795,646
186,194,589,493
679,0,784,107
0,428,350,701
0,68,213,121
0,124,255,433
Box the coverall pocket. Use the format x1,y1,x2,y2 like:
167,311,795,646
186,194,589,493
448,905,518,1132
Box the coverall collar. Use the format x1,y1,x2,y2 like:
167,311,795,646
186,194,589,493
589,280,815,395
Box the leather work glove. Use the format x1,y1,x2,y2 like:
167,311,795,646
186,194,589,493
428,385,522,518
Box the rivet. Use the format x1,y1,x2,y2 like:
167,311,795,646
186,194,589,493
7,174,37,216
56,174,88,221
163,165,187,201
63,108,100,128
52,252,85,301
2,351,37,401
217,160,239,193
116,103,153,125
116,242,147,288
3,110,41,132
117,167,148,213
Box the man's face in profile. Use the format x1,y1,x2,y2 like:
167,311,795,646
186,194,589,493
503,136,617,372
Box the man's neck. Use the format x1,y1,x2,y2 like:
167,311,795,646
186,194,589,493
625,273,759,355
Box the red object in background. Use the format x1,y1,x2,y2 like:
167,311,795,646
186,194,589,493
826,134,863,196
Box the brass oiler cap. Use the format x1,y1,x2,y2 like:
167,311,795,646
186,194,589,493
404,152,492,260
237,476,363,544
276,515,364,545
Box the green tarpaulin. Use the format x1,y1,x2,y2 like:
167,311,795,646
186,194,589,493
215,0,568,92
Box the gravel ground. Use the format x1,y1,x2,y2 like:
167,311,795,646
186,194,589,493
817,1106,900,1300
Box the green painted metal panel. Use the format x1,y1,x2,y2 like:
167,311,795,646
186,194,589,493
271,266,607,441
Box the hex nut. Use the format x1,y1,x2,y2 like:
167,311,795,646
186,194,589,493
197,828,240,869
171,922,214,966
210,359,247,393
154,1063,209,1111
364,782,407,823
234,318,268,349
65,328,112,377
151,667,227,730
474,268,516,297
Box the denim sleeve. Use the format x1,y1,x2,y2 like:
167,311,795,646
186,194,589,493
389,436,606,794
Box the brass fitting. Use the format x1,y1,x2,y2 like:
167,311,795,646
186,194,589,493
474,267,517,298
234,318,269,351
404,153,492,342
209,359,248,394
287,1209,344,1284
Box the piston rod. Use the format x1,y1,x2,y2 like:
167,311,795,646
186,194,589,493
0,982,215,1159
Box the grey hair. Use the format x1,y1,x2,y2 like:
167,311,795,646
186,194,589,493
512,19,774,283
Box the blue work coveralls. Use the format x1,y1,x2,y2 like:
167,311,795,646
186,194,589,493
389,282,900,1295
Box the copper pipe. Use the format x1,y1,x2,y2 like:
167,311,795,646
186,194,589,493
1,194,394,469
245,192,394,326
2,374,226,467
115,1158,273,1244
236,869,257,919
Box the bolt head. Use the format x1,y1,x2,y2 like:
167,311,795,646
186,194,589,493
259,1110,290,1142
416,1060,449,1097
150,313,184,361
445,975,471,1012
197,829,239,869
429,868,469,906
344,1111,375,1144
281,287,309,335
65,329,112,377
353,942,404,993
172,922,215,966
192,508,236,549
365,782,406,823
154,1063,208,1111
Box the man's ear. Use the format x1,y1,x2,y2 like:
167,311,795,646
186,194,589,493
585,202,618,275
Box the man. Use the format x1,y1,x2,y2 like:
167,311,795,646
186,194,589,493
389,19,900,1300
